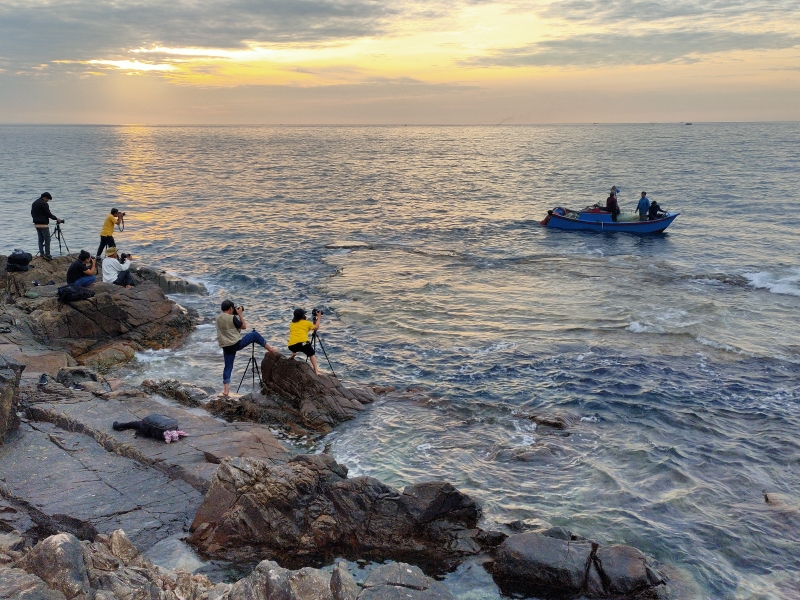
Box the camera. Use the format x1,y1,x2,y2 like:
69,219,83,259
311,308,323,320
119,253,131,264
236,305,244,313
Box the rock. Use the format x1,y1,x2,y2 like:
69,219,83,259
227,559,333,600
491,532,667,598
189,454,481,564
141,378,212,406
56,366,111,395
0,354,24,443
324,241,373,250
359,563,456,600
0,565,67,600
16,277,194,369
330,562,359,600
134,265,208,296
528,412,578,430
22,533,91,599
207,352,376,436
0,530,26,553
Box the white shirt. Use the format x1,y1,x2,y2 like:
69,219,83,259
102,256,130,282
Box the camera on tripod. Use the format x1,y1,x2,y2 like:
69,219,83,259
311,308,323,321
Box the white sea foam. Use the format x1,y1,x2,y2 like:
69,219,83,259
744,270,800,297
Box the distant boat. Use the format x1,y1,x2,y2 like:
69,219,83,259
541,206,679,234
685,122,693,125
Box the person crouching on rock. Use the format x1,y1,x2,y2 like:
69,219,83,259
102,247,136,288
288,308,321,375
216,300,280,396
66,250,97,288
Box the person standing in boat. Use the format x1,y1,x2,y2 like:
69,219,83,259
637,192,651,221
606,186,621,222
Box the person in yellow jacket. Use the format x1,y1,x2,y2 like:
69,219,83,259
288,308,321,375
97,208,125,258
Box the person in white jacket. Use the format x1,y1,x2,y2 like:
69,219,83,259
102,247,136,288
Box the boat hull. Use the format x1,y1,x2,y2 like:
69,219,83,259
546,212,679,233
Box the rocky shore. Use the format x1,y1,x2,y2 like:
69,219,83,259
1,255,672,599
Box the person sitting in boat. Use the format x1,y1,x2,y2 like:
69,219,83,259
637,192,650,221
648,199,666,220
605,186,621,222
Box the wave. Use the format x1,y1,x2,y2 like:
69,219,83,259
744,270,800,297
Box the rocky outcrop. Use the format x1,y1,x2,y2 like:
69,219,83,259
134,264,208,295
0,354,24,443
189,453,482,564
207,353,377,435
3,256,195,370
489,531,667,599
141,378,213,406
3,529,454,600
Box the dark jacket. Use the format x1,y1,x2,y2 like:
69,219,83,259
648,202,663,220
31,198,58,225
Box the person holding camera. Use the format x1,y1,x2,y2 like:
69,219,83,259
216,300,279,396
66,250,97,288
288,308,321,375
97,208,125,258
102,247,136,288
31,192,64,260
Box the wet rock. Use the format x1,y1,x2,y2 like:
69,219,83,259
491,532,667,599
324,241,373,250
330,562,359,600
134,265,208,296
528,412,578,430
0,530,26,553
141,378,212,406
0,354,24,443
189,454,481,564
206,352,377,435
22,533,91,599
359,563,456,600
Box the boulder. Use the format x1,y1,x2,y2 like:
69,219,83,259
22,533,91,599
56,366,111,395
359,563,456,600
227,559,334,600
0,566,67,600
0,354,24,443
189,454,481,564
330,562,359,600
134,265,208,296
141,378,212,406
206,352,377,435
491,532,667,598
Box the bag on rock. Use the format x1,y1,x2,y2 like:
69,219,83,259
57,285,95,302
113,413,180,441
7,249,33,272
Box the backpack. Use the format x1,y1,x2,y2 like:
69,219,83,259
57,285,95,303
113,414,179,441
7,249,33,272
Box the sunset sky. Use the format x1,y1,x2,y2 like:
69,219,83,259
1,0,799,124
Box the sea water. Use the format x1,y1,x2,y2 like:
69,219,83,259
1,123,799,599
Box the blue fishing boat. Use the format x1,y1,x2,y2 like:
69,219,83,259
541,206,679,233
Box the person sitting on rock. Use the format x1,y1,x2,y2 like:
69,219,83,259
102,247,136,288
288,308,321,375
216,300,280,396
66,250,97,288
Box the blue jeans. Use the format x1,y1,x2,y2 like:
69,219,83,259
37,227,51,256
222,330,266,384
73,275,96,288
113,270,136,286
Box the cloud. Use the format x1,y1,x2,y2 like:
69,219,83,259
464,30,800,67
0,0,397,69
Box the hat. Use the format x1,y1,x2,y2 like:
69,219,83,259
610,186,619,193
293,308,306,320
40,192,52,200
105,247,118,256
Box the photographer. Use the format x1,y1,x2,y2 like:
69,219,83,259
31,192,64,260
102,247,136,288
66,250,97,288
216,300,279,396
287,308,321,375
97,208,125,258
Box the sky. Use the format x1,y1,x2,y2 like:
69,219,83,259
1,0,799,124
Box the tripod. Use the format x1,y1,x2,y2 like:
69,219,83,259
310,330,337,378
236,338,263,393
53,222,72,257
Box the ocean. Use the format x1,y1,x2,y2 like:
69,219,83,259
1,123,799,599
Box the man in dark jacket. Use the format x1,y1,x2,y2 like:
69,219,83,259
30,192,63,260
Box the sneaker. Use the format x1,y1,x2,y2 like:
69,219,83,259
43,254,53,261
